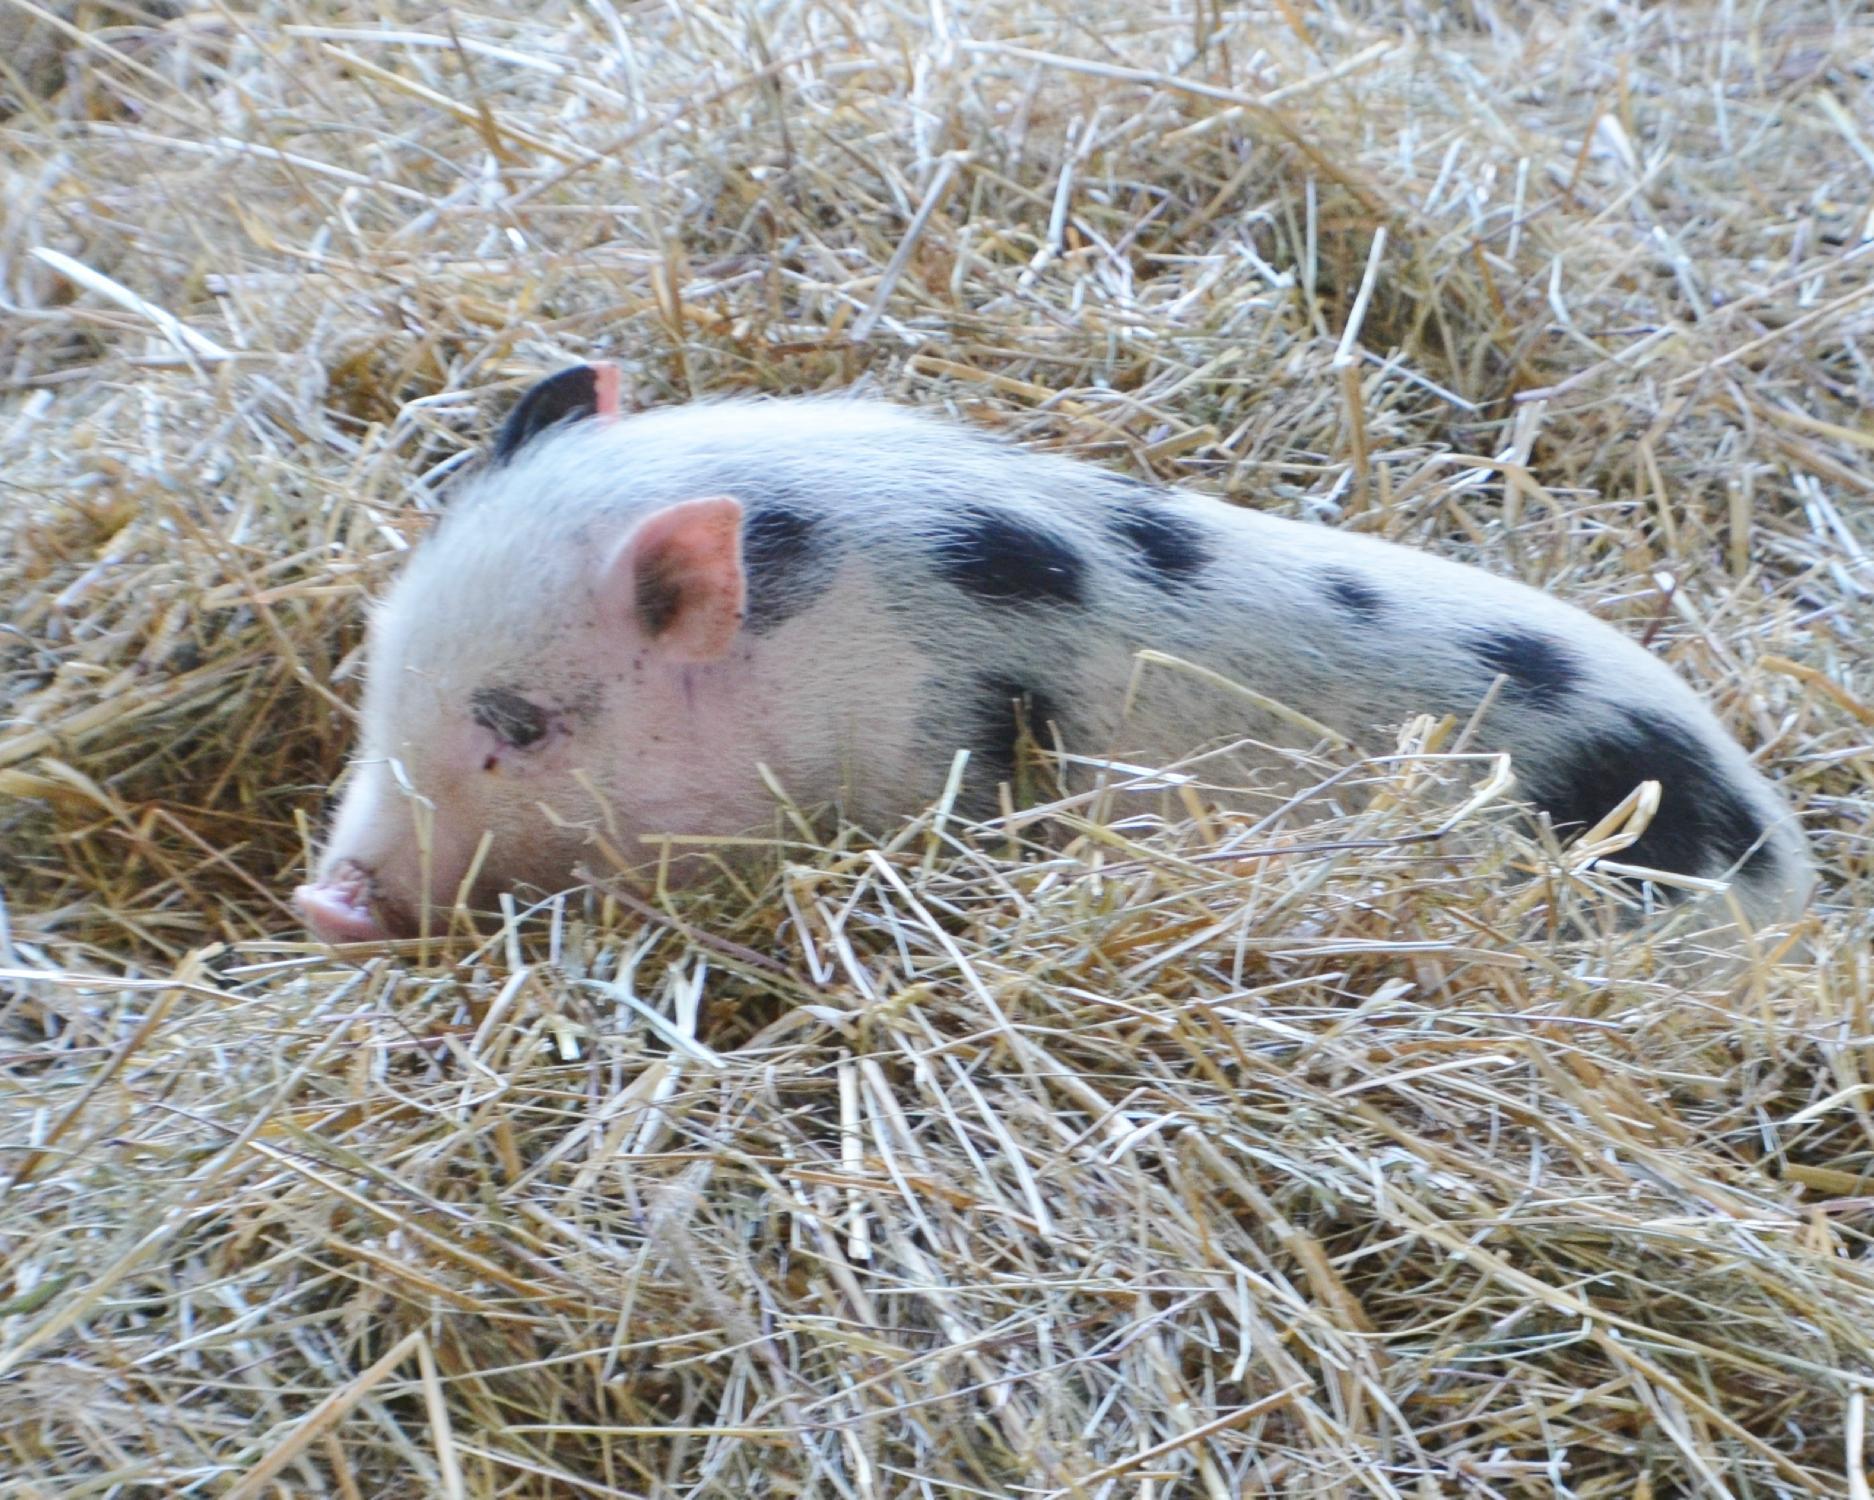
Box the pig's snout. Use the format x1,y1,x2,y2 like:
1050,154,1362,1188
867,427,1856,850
294,859,404,944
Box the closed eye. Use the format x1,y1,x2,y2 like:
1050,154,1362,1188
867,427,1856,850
471,686,549,751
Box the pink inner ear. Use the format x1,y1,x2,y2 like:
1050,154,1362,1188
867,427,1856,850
608,496,746,663
591,362,623,419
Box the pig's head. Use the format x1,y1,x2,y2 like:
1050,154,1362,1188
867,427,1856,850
294,364,748,943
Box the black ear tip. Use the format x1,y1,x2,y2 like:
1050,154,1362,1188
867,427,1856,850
492,366,604,462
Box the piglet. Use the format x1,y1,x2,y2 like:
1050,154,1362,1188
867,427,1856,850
294,364,1814,942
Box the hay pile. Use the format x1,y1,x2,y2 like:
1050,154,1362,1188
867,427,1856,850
3,0,1872,1493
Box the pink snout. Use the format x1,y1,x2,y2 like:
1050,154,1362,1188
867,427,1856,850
294,859,400,944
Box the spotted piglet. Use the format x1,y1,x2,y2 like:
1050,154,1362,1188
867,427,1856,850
294,364,1814,941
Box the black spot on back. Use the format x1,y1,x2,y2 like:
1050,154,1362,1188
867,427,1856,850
1471,629,1583,708
1324,570,1385,622
967,677,1061,792
492,367,603,463
1109,502,1210,587
1527,708,1771,880
471,687,548,748
933,508,1086,607
742,505,834,634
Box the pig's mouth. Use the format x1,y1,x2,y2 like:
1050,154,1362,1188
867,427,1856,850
294,859,414,944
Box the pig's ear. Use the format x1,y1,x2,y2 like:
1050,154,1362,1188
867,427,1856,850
604,496,746,663
492,363,622,463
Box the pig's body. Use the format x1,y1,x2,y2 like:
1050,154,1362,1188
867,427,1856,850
296,374,1814,942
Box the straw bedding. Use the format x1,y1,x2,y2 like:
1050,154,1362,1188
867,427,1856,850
2,1,1871,1494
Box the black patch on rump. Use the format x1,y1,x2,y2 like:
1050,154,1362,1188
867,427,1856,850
492,366,604,463
1525,707,1773,880
1108,501,1210,587
1324,570,1385,623
968,677,1061,789
932,508,1086,607
741,504,833,634
1470,628,1582,708
471,687,549,749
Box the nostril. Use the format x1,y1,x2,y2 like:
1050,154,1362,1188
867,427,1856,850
295,884,389,944
295,859,395,944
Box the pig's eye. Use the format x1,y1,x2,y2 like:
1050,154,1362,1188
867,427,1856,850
470,687,549,751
